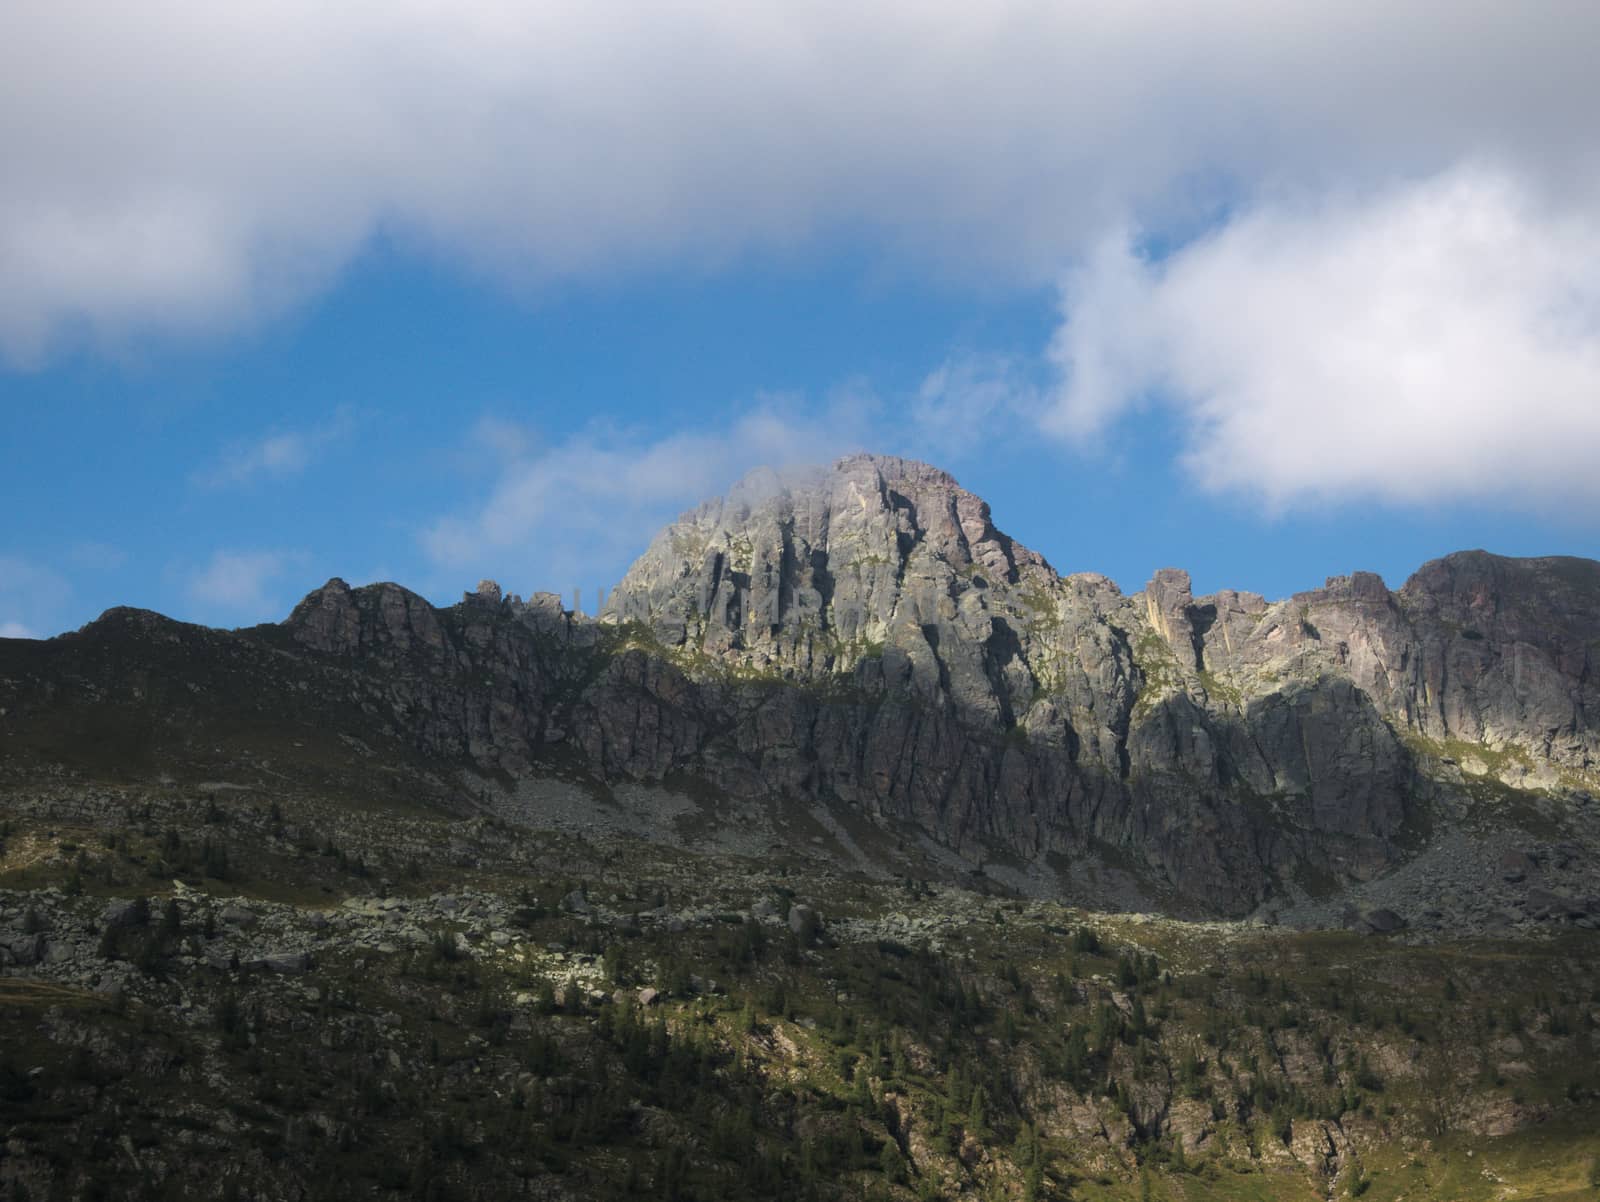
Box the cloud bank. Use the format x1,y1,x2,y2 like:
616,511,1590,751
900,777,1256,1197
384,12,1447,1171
9,3,1600,521
5,2,1599,363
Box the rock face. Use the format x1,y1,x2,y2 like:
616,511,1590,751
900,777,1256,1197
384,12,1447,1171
584,456,1597,909
2,454,1596,917
577,455,1435,908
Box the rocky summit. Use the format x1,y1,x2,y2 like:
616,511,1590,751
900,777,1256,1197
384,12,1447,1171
3,454,1600,1202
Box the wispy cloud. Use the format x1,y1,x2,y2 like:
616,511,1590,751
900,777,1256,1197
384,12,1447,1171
0,620,37,639
465,416,536,463
193,410,354,489
909,353,1042,463
422,404,873,597
184,549,301,623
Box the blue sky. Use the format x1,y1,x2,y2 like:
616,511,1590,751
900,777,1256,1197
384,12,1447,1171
4,4,1600,637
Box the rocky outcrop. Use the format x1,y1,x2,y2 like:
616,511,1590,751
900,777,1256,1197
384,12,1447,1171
278,577,603,774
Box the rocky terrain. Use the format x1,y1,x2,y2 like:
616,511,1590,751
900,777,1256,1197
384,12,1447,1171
2,452,1599,1200
2,781,1598,1202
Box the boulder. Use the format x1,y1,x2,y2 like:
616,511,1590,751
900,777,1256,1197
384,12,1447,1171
1500,848,1536,883
0,932,45,966
100,899,142,928
750,897,781,922
788,905,821,940
1358,908,1407,934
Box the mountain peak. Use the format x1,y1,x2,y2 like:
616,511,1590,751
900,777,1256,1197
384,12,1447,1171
832,450,964,490
605,453,1058,667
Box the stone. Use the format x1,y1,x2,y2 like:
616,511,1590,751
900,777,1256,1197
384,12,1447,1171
101,899,141,928
204,948,235,971
0,932,45,966
560,890,592,916
254,951,311,974
637,987,660,1006
1500,849,1536,883
1166,1098,1213,1155
1144,568,1203,671
788,905,820,940
1525,888,1582,920
1360,908,1407,934
219,905,257,929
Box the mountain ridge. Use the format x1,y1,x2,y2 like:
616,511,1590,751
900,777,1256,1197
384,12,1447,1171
3,454,1597,920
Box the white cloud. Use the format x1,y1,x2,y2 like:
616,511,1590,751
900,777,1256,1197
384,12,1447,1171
1046,164,1600,511
5,2,1600,361
422,405,872,597
184,549,299,623
194,410,354,489
0,555,72,639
